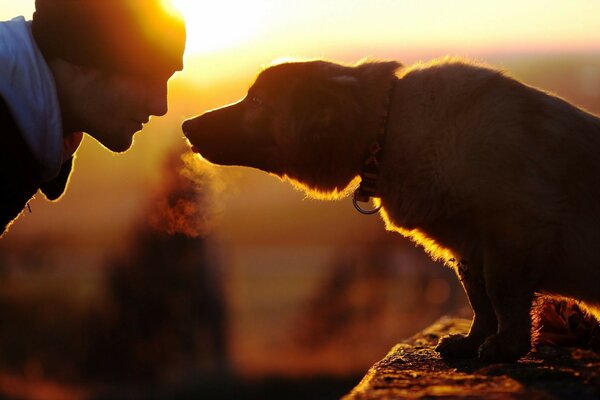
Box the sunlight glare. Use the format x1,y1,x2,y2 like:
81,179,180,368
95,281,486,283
171,0,268,55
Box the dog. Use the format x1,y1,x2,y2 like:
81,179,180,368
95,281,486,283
182,57,600,362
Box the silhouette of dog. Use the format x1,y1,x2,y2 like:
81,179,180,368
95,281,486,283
183,58,600,362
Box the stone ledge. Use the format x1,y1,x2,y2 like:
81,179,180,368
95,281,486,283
344,317,600,399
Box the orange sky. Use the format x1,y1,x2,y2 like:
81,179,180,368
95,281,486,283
174,0,600,86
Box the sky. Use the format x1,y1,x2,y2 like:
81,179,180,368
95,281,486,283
177,0,600,83
2,0,600,86
169,0,600,55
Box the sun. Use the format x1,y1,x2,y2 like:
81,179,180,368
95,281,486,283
170,0,268,55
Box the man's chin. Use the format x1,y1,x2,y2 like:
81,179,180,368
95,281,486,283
109,138,135,153
95,134,135,153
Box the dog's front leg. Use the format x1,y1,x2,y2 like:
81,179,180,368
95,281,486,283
436,259,498,358
477,247,534,362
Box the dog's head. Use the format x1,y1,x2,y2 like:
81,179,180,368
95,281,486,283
182,59,400,197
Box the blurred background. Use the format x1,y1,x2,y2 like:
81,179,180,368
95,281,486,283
0,1,599,398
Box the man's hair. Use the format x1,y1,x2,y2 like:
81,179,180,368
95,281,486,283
32,0,186,76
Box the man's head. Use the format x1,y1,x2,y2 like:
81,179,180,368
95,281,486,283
32,0,186,152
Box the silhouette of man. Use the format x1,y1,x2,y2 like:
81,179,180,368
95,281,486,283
0,0,186,236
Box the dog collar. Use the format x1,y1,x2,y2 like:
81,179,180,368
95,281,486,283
353,77,397,215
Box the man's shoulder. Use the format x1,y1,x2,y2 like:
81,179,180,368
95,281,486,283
0,95,37,169
0,94,75,228
0,94,18,131
0,95,41,236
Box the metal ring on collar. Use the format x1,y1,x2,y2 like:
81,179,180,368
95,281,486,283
352,192,382,215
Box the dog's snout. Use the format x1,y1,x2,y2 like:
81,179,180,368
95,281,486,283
181,119,193,137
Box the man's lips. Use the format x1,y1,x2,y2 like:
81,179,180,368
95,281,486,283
129,117,151,133
135,116,150,126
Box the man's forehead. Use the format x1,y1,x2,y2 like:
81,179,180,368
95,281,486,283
32,0,186,77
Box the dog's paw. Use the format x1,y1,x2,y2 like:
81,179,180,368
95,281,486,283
478,333,531,363
436,334,482,359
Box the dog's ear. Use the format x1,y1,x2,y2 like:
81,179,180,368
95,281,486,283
356,61,402,90
355,60,403,82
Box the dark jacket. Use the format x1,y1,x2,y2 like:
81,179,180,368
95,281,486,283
0,95,72,236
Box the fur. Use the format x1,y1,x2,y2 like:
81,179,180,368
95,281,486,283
183,57,600,362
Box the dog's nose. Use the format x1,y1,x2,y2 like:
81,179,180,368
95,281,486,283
181,119,193,137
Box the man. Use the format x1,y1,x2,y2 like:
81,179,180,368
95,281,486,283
0,0,186,236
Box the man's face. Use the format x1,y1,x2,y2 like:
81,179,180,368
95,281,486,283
80,70,174,152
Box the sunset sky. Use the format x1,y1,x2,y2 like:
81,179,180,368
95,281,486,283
168,0,600,54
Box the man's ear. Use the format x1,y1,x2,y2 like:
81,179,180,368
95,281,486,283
40,157,74,201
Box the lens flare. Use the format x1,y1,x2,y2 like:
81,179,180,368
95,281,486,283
171,0,268,55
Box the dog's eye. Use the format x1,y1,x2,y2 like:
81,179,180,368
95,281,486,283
249,95,263,107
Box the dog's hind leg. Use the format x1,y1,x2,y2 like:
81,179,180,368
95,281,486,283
436,259,498,358
477,246,534,362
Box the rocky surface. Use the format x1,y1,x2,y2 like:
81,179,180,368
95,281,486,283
344,317,600,399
